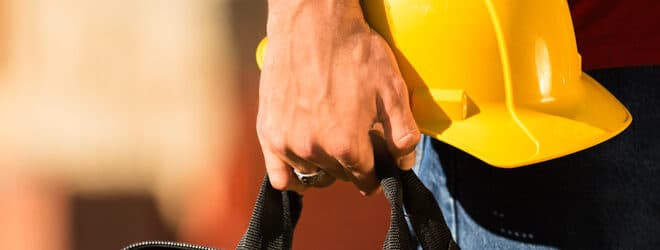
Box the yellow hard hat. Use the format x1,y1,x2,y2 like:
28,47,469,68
256,0,631,168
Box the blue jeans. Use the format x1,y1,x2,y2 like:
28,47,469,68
410,66,660,249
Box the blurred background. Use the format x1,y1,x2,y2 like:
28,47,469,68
0,0,390,249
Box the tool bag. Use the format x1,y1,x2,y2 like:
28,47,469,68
124,138,459,250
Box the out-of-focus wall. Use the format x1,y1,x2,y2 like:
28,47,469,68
0,0,7,69
0,1,238,248
0,0,236,214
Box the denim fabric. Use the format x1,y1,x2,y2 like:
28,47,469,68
409,66,660,249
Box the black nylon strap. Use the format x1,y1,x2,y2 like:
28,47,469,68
236,175,302,250
400,170,459,250
238,137,458,250
374,135,459,250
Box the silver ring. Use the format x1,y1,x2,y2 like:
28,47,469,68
293,169,327,186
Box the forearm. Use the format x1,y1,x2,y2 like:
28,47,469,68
266,0,366,36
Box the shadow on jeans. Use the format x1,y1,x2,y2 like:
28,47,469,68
433,66,660,249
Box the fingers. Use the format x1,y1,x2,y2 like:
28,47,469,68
284,143,350,182
262,147,307,193
259,132,339,190
328,131,379,195
379,76,421,171
262,130,377,194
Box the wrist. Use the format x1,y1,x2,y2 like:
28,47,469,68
267,0,360,15
266,0,365,37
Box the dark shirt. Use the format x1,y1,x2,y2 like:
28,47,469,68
570,0,660,69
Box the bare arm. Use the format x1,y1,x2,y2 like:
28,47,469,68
258,0,420,194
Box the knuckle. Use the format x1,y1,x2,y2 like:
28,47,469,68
255,121,268,140
264,134,287,154
256,120,284,143
396,129,421,153
291,142,316,160
330,142,360,167
256,121,276,143
406,129,422,143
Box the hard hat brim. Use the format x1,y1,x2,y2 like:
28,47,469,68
417,73,632,168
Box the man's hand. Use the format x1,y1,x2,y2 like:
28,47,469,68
257,0,420,195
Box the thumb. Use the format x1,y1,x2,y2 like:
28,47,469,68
378,77,421,170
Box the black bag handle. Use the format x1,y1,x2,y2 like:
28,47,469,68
237,136,459,250
123,136,458,250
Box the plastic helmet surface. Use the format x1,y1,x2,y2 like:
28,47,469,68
257,0,631,168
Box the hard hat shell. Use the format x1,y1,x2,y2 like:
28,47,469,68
257,0,632,168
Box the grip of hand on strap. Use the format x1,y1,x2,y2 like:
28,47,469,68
237,133,459,250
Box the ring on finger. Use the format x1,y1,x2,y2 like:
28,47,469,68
293,169,328,186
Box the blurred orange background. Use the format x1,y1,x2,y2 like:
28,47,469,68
0,0,389,249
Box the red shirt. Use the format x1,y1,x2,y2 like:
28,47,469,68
569,0,660,69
